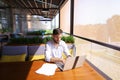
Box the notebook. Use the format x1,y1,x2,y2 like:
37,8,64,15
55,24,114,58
56,56,86,71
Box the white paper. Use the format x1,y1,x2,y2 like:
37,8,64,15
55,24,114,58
35,63,57,76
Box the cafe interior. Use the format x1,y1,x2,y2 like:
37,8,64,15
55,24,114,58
0,0,120,80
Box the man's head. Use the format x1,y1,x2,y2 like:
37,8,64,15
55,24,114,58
52,28,63,44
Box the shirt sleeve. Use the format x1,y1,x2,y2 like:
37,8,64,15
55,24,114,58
45,43,52,62
63,42,71,56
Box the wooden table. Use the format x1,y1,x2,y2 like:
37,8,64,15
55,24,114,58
0,60,110,80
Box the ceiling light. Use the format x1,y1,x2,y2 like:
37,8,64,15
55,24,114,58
41,8,49,13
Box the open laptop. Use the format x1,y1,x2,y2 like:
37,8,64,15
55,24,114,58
56,56,86,71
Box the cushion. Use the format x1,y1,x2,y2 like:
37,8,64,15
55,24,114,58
29,55,45,61
0,53,26,62
2,46,27,55
28,45,45,55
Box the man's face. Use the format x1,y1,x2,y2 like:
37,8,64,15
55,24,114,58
52,34,62,44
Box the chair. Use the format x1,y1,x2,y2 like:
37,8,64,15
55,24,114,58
0,35,9,47
68,44,76,56
0,45,27,62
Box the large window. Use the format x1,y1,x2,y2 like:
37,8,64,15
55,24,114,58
51,14,59,29
0,8,11,33
27,15,51,31
74,0,120,45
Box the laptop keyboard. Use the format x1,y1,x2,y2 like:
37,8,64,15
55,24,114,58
56,62,64,69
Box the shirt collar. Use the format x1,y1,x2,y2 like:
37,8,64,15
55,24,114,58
52,39,62,48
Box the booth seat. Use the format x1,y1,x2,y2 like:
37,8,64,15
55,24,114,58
0,45,27,62
28,44,76,61
0,44,76,62
27,45,45,61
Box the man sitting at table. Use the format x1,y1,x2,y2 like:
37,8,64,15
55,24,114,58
45,28,71,64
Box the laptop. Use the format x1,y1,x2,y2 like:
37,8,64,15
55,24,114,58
56,56,86,71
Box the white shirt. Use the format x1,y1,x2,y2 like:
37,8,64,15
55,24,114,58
45,40,71,62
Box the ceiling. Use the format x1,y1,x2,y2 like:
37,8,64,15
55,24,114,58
0,0,67,20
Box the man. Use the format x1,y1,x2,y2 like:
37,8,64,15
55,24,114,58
45,28,71,64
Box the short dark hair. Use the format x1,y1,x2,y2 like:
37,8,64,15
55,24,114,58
53,28,63,35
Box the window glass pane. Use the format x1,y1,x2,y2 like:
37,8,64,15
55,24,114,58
51,14,59,29
74,0,120,46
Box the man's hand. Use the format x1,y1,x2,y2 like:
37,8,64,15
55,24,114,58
60,58,66,64
50,57,66,64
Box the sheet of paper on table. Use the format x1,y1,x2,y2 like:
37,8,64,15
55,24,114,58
35,63,57,76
